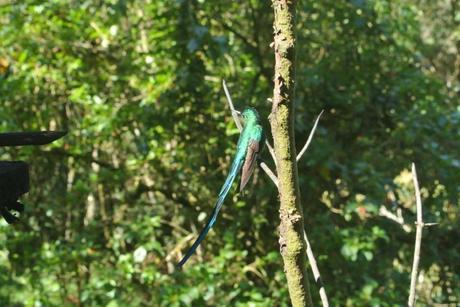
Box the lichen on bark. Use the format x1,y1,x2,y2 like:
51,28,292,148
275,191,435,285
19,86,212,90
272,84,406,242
270,0,313,306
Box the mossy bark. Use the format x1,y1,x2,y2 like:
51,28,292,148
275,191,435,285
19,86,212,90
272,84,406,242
270,1,313,306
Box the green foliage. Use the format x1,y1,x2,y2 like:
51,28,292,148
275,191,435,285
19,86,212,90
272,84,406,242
0,0,458,305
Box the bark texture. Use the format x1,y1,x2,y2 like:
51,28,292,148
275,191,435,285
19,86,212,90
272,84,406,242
270,1,313,306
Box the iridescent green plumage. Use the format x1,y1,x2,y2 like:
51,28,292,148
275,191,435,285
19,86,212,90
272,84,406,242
177,107,263,268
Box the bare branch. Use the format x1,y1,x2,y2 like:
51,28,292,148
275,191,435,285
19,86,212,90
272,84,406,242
378,206,411,233
296,110,324,162
295,112,329,305
408,163,424,307
259,162,278,187
223,80,243,131
303,231,329,307
222,80,278,187
265,139,277,166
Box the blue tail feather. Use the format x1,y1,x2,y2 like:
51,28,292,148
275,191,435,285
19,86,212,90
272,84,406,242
177,153,245,268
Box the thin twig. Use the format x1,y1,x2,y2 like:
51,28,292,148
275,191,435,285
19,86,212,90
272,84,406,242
296,110,324,162
285,108,328,305
303,231,329,307
265,140,277,166
223,80,243,131
294,110,330,306
408,163,424,307
258,162,279,186
378,206,411,233
222,80,278,187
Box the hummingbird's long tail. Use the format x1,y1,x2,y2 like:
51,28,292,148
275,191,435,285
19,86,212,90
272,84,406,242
177,152,245,268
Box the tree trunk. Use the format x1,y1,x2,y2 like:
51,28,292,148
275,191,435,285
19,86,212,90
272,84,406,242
270,1,313,306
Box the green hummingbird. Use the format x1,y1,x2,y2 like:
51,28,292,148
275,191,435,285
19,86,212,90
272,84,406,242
177,107,264,268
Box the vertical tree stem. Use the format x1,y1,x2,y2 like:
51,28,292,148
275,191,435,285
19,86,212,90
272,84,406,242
270,1,313,306
408,163,424,307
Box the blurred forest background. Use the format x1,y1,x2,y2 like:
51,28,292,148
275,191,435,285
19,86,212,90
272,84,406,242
0,0,459,306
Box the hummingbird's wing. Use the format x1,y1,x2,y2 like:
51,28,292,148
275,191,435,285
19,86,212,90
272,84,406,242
239,140,260,191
